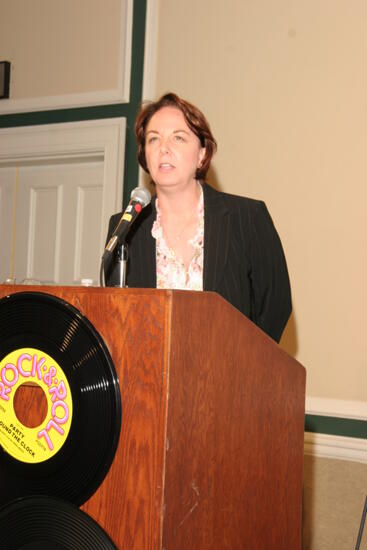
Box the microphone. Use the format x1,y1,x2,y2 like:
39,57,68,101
102,186,151,263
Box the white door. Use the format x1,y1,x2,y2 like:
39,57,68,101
0,119,126,286
0,167,16,282
12,160,104,285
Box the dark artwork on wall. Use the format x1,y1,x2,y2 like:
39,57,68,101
0,61,10,99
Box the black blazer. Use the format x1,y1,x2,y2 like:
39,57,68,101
105,183,292,342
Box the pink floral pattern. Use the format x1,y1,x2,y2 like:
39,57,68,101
152,187,204,291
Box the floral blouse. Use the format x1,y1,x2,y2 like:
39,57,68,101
152,187,204,291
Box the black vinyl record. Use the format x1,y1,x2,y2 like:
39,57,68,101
0,292,121,507
0,496,117,549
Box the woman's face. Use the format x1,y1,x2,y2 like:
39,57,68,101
145,106,205,190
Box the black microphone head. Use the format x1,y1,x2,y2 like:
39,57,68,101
130,186,151,208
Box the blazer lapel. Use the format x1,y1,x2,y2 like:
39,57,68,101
142,198,157,288
203,184,230,291
128,197,157,288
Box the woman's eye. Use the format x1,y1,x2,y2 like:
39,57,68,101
174,135,185,142
147,136,158,144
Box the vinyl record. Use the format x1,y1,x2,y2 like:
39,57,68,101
0,495,117,549
0,291,121,507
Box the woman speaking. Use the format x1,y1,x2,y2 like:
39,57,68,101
105,93,291,343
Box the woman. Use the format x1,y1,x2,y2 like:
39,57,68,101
105,93,291,343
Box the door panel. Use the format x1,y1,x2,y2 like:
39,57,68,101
12,160,104,285
74,182,104,283
28,184,60,282
0,168,16,282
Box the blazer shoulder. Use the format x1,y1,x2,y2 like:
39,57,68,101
109,211,123,226
206,187,268,225
203,183,264,210
106,211,123,240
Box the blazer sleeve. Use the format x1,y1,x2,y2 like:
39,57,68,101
104,213,122,287
248,201,292,343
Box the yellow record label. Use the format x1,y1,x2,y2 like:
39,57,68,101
0,348,73,464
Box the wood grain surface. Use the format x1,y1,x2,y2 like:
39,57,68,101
0,284,306,549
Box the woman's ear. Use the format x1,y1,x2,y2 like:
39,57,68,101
198,147,206,167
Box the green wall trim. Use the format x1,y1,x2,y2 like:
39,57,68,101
0,0,147,210
124,0,147,207
0,104,132,127
305,414,367,440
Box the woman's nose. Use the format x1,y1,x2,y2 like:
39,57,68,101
159,138,170,154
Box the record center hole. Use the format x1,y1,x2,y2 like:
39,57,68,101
13,383,48,428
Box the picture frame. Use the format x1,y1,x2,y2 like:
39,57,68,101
0,61,10,99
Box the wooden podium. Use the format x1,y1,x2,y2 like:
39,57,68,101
0,285,306,549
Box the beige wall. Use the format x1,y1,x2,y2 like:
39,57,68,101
154,0,367,402
0,0,121,98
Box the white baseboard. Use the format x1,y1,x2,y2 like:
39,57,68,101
304,432,367,464
306,397,367,421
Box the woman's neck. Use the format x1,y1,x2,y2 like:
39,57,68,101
156,180,202,218
156,180,202,269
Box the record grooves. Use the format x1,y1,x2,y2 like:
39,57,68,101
0,496,117,549
0,291,122,507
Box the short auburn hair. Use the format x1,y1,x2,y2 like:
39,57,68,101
135,92,217,180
